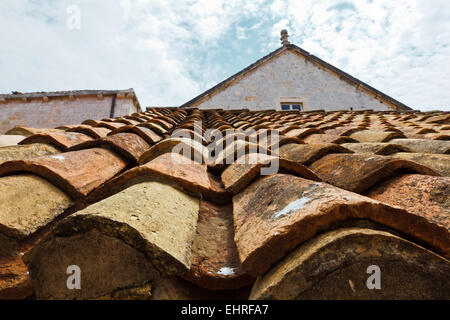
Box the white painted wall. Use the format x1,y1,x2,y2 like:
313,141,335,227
195,50,392,111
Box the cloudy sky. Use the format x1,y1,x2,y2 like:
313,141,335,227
1,0,449,111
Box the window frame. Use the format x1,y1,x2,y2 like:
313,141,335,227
276,97,306,111
280,102,303,111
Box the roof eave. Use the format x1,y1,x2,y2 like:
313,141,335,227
0,88,142,112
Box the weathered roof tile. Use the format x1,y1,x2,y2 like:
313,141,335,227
250,228,450,300
70,132,151,163
19,132,93,151
233,174,448,275
390,138,450,154
88,153,229,204
389,153,450,176
222,153,320,194
0,148,128,199
109,125,162,145
302,133,357,144
183,201,253,290
139,138,207,165
0,253,33,300
349,130,405,143
366,174,450,229
279,143,352,165
209,140,270,171
0,174,73,253
0,144,60,166
5,126,63,137
24,180,199,299
309,153,438,192
341,142,412,155
66,125,111,139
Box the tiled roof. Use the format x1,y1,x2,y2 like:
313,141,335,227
0,88,136,99
0,108,449,300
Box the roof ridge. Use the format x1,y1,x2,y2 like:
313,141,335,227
0,88,136,99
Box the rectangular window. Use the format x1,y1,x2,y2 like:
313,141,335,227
280,102,303,111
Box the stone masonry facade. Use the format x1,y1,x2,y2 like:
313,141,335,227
0,91,140,133
194,50,395,112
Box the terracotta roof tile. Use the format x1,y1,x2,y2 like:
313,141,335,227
281,127,323,139
309,153,438,192
0,144,60,166
366,174,450,229
425,114,450,124
93,121,126,130
389,138,450,154
221,153,320,195
69,132,150,164
404,132,450,140
109,124,163,145
87,153,229,204
0,253,33,300
183,201,253,290
321,127,361,136
81,119,103,127
66,125,111,139
271,136,304,148
426,132,450,140
0,174,73,247
389,153,450,176
5,126,63,137
279,143,352,165
24,227,159,299
414,128,439,134
123,115,148,123
233,174,448,276
349,130,406,143
209,140,271,171
139,138,208,165
302,133,357,144
19,131,94,151
172,128,208,145
0,148,128,199
341,142,412,155
24,180,199,299
250,228,450,300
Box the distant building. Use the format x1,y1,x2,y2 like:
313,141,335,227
0,89,141,133
182,30,411,112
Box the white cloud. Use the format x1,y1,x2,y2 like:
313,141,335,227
0,0,449,110
272,0,450,110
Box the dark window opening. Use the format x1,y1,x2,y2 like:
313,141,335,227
281,102,303,111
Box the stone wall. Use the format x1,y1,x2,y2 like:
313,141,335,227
195,50,394,111
0,95,137,133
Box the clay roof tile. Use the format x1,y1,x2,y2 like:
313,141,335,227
19,131,93,151
309,153,438,192
0,148,128,199
233,174,449,276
